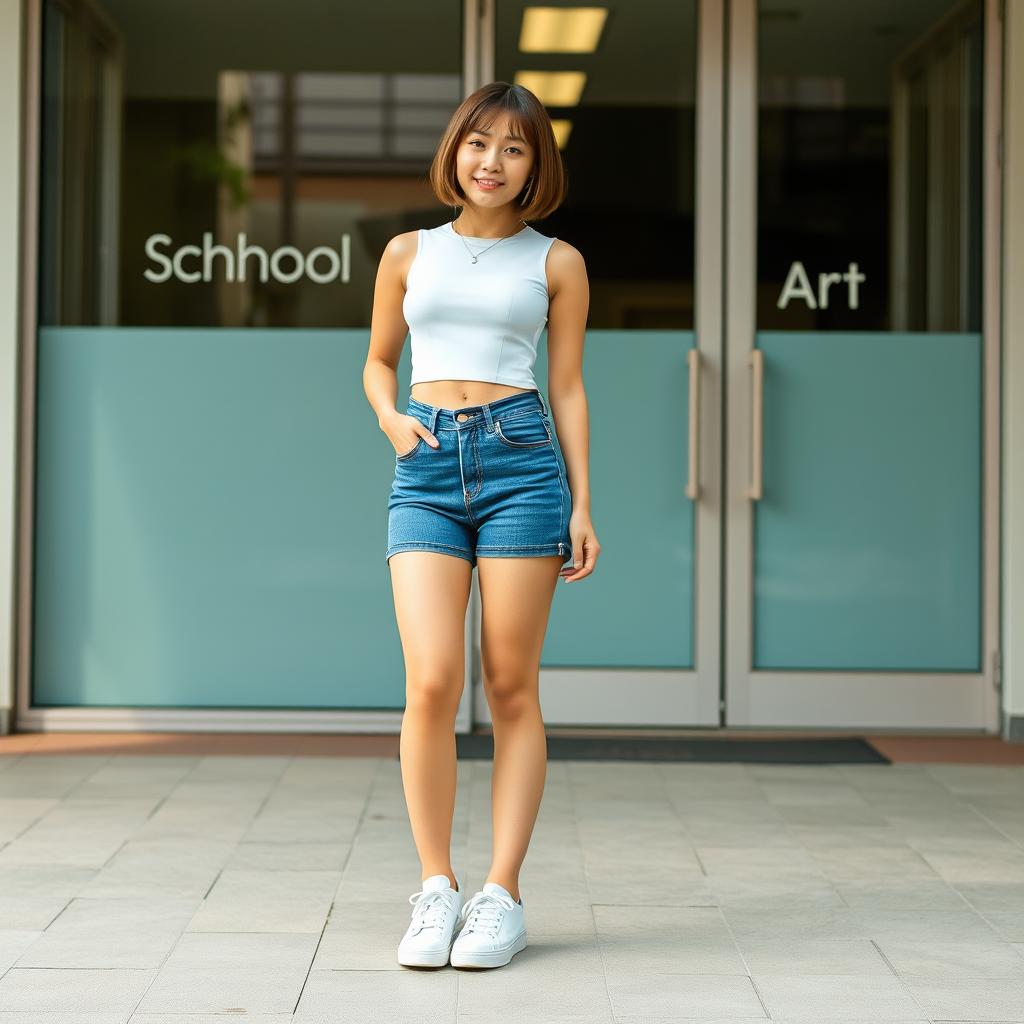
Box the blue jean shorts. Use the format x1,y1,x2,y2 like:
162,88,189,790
386,388,573,568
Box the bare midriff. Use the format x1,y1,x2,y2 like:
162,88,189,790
410,380,532,410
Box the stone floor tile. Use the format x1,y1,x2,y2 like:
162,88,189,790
0,968,155,1012
605,974,766,1019
753,974,923,1020
185,868,340,932
734,937,893,975
900,976,1024,1021
875,940,1024,978
293,968,456,1022
133,966,305,1015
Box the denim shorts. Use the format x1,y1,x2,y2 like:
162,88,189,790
386,388,573,568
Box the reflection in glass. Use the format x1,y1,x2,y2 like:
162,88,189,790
758,0,983,331
39,0,464,327
497,0,698,329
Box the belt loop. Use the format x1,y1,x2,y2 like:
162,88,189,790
482,405,495,431
429,407,439,434
535,388,548,416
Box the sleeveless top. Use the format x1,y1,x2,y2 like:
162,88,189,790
402,221,557,390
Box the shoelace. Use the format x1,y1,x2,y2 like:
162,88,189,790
407,888,456,935
456,890,517,938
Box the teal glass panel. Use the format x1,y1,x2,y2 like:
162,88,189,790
33,327,409,709
752,331,982,671
538,330,696,669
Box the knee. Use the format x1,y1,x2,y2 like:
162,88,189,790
406,674,463,715
484,675,539,719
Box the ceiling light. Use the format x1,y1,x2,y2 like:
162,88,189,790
550,119,573,148
513,71,586,106
519,7,608,53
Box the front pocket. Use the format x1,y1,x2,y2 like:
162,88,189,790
395,437,423,461
494,412,551,449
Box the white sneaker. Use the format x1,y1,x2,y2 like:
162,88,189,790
449,881,527,968
397,873,464,967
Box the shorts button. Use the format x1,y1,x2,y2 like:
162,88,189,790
457,413,469,421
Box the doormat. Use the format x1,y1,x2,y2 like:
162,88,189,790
453,734,890,765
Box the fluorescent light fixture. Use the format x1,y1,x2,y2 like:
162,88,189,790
519,7,608,53
550,119,573,148
513,71,586,106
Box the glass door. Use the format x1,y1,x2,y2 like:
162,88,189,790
27,0,470,728
479,0,725,726
724,0,1000,729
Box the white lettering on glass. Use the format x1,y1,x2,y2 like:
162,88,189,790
143,232,351,284
777,261,865,309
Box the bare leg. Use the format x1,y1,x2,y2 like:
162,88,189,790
390,550,473,891
475,555,563,903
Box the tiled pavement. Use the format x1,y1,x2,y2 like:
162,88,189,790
0,750,1023,1022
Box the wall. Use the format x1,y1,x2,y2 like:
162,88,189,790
0,0,23,734
1004,0,1024,739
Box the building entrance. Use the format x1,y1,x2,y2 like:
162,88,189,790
20,0,1001,735
508,0,1000,731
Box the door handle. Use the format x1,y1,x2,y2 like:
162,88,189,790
686,347,700,500
748,348,763,500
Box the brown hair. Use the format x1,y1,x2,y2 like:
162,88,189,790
428,82,567,223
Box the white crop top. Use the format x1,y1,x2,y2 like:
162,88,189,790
402,221,557,390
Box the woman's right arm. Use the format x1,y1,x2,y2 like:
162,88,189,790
364,232,415,427
363,233,437,452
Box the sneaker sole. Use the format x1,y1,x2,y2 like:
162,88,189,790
397,944,454,968
449,929,527,968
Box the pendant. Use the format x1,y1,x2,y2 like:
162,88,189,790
471,256,478,264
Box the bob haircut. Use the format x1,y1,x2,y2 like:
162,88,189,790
429,81,567,223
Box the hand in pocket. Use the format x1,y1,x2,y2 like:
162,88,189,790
385,413,438,457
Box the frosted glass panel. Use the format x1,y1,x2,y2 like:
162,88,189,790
752,331,981,671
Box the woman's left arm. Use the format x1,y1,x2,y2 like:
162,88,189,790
545,240,600,583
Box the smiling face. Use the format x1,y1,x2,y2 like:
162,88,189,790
455,112,535,211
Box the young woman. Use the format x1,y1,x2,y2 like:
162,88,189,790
363,81,598,970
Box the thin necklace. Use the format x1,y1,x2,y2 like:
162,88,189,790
450,219,526,264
